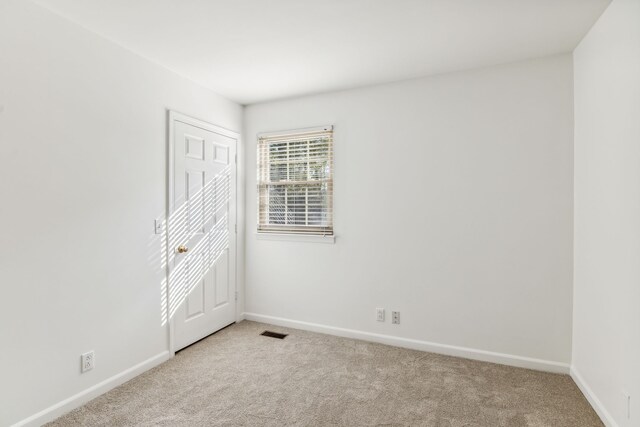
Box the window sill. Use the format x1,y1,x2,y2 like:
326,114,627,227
255,233,336,244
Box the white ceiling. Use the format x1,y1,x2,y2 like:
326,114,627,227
33,0,609,105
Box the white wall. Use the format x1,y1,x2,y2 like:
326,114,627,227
0,1,242,425
572,0,640,426
244,54,575,367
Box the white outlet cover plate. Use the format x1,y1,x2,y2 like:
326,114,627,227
392,311,400,324
81,351,94,373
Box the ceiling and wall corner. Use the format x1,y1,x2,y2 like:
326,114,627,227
32,0,610,105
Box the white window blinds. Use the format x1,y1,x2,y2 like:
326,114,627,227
257,126,333,235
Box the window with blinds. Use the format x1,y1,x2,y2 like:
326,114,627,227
257,126,333,236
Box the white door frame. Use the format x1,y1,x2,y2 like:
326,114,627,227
166,110,239,355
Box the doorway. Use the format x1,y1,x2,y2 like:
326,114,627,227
167,111,238,352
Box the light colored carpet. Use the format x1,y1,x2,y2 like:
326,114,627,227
47,321,602,426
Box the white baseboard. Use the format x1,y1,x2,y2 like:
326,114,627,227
12,351,171,427
243,312,570,374
10,317,588,427
570,366,618,427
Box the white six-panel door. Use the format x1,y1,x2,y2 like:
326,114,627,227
168,111,237,352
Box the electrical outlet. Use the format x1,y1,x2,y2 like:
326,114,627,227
81,351,95,373
392,311,400,324
376,308,385,322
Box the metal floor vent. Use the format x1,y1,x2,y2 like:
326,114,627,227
261,330,288,339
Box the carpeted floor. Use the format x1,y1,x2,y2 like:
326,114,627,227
47,321,602,426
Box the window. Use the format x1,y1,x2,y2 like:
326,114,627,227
257,126,333,236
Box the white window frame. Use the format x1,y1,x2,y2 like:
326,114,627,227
256,125,334,243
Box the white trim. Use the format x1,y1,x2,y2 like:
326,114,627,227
242,312,570,374
11,351,171,427
167,110,239,354
258,125,333,139
166,110,175,356
169,110,240,139
255,233,335,244
570,366,619,427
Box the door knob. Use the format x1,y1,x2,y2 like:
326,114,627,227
176,245,189,254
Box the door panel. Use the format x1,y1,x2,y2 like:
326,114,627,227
215,250,229,307
186,170,206,234
186,279,205,319
169,113,237,352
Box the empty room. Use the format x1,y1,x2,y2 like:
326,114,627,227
1,0,638,426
